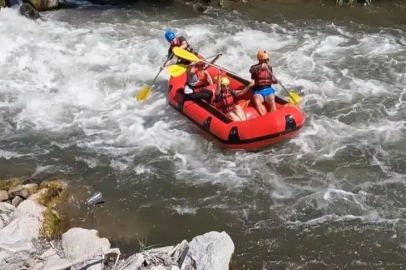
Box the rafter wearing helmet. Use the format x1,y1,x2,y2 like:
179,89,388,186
248,50,280,115
214,69,254,122
161,30,198,70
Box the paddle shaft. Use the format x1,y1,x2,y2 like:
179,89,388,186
151,68,164,87
199,60,251,85
266,67,296,102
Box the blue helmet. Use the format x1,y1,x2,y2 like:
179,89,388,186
165,30,176,42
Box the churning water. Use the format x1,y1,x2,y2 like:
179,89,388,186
1,3,406,269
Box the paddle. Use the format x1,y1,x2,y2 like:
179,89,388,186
172,47,200,62
267,68,301,105
167,53,223,77
135,67,164,101
168,64,187,77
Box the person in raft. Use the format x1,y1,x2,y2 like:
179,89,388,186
249,50,280,115
214,69,254,122
183,57,214,103
161,30,198,69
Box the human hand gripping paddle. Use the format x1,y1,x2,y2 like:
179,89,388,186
172,47,301,105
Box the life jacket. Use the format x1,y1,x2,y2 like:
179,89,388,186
186,67,207,92
252,65,273,89
215,91,235,114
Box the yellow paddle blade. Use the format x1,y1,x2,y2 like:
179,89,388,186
136,85,151,101
168,64,187,77
172,47,200,62
288,92,301,105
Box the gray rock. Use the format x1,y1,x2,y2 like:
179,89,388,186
149,266,168,270
61,227,111,262
40,248,57,259
32,262,44,270
23,0,58,11
183,231,234,270
0,199,45,254
8,184,37,199
11,196,23,207
42,253,72,270
0,202,16,229
173,240,189,266
120,253,145,270
20,2,40,20
0,190,8,201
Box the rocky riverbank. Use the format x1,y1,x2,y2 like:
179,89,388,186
0,177,235,270
2,0,405,22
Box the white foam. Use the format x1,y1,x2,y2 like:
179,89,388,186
1,8,406,227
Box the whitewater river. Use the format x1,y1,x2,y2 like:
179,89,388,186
1,2,406,269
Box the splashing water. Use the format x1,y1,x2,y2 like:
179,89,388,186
1,5,406,268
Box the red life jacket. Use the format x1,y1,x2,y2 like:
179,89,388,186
215,91,235,114
252,65,273,88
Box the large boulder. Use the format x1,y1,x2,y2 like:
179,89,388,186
0,200,45,265
184,231,235,270
62,227,111,261
23,0,57,11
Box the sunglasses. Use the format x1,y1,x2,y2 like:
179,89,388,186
221,84,230,88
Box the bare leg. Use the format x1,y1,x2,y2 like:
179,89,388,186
265,94,276,112
253,94,267,116
234,105,247,121
226,111,242,121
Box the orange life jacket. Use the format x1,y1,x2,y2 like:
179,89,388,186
215,91,235,114
187,67,207,91
252,66,273,88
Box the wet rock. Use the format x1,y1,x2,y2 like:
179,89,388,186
28,180,66,207
0,191,8,202
193,3,208,12
0,177,24,192
11,196,23,207
62,227,111,262
23,0,58,11
39,179,65,191
8,183,38,199
218,0,226,7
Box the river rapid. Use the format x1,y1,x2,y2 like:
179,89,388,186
1,2,406,269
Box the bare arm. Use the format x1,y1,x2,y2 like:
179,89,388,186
187,63,196,74
234,80,255,97
180,41,188,49
215,70,221,96
204,70,213,85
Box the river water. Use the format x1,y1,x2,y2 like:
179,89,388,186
1,2,406,269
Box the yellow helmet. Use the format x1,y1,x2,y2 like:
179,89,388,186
220,77,230,85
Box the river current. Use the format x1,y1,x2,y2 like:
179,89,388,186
1,2,406,269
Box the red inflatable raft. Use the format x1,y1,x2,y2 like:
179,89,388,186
167,63,306,150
